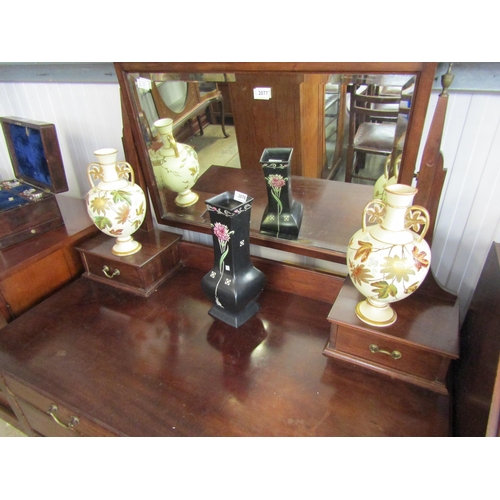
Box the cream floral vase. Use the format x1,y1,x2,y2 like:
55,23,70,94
149,118,200,207
346,184,431,327
86,148,146,256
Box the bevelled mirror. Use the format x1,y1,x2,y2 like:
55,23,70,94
115,62,436,264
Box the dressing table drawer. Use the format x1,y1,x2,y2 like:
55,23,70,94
324,276,459,395
82,252,152,290
335,326,447,381
77,230,182,297
324,323,452,395
3,375,117,437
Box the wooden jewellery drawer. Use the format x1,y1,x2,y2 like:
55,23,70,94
77,229,182,297
2,375,117,437
324,277,460,395
325,324,452,394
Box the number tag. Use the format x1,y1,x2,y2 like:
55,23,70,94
136,77,152,90
253,87,272,100
234,191,248,203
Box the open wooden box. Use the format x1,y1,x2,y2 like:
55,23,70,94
0,116,68,249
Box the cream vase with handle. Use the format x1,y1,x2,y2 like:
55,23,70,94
150,118,200,207
346,184,431,327
86,148,146,256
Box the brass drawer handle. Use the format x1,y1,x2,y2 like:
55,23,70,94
369,343,402,360
102,265,120,279
47,404,80,429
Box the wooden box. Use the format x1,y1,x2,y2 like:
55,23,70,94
323,276,460,395
77,230,182,297
0,116,68,249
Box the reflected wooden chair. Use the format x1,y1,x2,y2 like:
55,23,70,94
344,82,403,183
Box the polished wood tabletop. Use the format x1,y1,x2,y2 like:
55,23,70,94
0,255,450,437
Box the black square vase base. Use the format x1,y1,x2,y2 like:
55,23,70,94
208,299,260,328
260,202,304,241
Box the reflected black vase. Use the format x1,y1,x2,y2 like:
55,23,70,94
201,191,266,328
260,147,303,240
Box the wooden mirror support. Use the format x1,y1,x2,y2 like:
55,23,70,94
413,63,455,246
115,62,438,264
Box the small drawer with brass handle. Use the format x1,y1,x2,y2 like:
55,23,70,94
334,325,446,382
3,374,117,436
369,343,402,360
81,252,142,288
77,231,183,297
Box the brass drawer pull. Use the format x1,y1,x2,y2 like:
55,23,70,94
47,404,79,429
102,265,120,279
369,343,402,360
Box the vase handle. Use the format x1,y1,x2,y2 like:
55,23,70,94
361,200,386,232
87,162,102,188
116,162,135,184
391,155,401,179
166,133,180,158
87,162,136,187
405,205,430,242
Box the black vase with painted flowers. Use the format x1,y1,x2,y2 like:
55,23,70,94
201,191,266,328
259,147,303,240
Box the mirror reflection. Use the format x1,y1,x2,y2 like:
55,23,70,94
157,81,188,113
123,69,425,263
127,71,414,198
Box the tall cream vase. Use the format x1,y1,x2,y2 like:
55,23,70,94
86,148,146,256
150,118,200,207
346,184,431,327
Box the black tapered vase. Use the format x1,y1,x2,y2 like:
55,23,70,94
259,147,303,240
201,191,266,328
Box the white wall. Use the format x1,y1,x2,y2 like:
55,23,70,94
0,82,124,198
420,90,500,320
1,80,499,322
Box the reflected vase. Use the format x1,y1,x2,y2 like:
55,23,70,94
149,118,200,207
86,148,146,256
346,184,431,327
259,147,303,240
373,154,401,201
201,191,266,328
207,316,267,367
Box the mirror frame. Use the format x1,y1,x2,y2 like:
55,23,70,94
115,62,437,263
